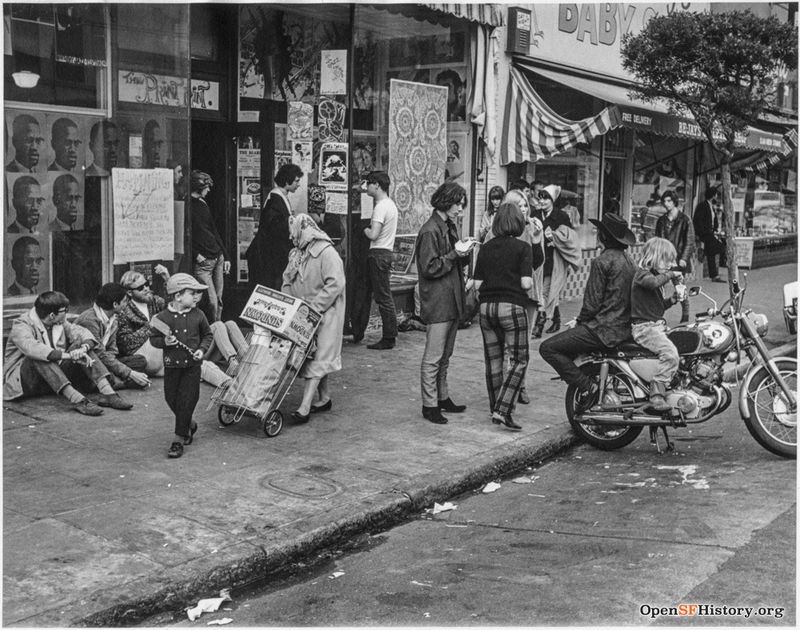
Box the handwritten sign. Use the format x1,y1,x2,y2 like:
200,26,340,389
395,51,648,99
391,234,417,274
734,237,754,269
112,168,174,264
320,50,347,95
118,70,190,107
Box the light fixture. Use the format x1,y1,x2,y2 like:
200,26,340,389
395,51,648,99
12,71,40,89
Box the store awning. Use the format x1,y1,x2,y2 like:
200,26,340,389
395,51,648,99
500,66,621,165
423,3,505,27
516,61,786,154
745,128,798,172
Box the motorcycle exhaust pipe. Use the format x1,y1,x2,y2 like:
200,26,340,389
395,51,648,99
577,412,675,426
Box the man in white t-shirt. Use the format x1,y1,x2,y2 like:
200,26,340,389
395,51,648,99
361,171,398,350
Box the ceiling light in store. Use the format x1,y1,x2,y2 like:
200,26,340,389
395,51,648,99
12,71,40,89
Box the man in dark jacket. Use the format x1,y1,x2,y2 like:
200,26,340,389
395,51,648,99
539,213,637,409
190,170,229,322
693,186,725,282
655,189,695,323
416,182,474,425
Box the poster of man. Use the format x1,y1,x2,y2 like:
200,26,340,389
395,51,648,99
6,112,46,173
86,119,121,176
5,233,50,300
47,115,84,173
47,172,84,231
434,67,467,122
6,174,46,234
143,118,167,168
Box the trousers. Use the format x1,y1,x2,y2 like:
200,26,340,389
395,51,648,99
366,249,398,340
420,319,459,407
631,321,680,385
479,302,529,417
20,352,110,397
539,324,608,389
194,253,225,322
164,365,201,438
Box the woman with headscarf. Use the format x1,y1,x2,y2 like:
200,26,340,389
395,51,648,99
282,213,346,423
532,184,581,338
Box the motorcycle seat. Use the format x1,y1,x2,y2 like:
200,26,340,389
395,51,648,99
598,341,657,358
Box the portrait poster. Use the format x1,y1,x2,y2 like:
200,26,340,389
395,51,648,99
318,97,346,142
45,170,85,232
287,102,313,140
291,141,313,174
6,172,49,235
308,185,326,216
325,191,347,215
388,80,447,233
445,131,467,186
5,110,48,174
274,150,292,176
4,232,52,304
320,50,347,95
432,66,467,122
111,168,174,264
318,142,348,191
43,113,88,175
352,134,378,183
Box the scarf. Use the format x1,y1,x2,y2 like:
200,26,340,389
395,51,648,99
284,214,333,283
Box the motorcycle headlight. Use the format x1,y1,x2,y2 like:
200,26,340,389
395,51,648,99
748,312,769,338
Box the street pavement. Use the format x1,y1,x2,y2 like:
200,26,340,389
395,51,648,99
3,263,797,626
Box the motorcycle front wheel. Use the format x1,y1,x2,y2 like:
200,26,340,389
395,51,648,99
565,364,643,450
744,357,797,459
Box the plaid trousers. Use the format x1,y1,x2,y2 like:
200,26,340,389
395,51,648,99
479,301,529,417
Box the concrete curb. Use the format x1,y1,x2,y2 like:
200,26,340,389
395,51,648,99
74,426,578,627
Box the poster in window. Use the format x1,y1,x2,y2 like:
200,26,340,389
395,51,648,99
45,170,85,232
274,150,292,175
352,134,377,183
6,110,47,174
6,172,48,235
445,131,467,186
432,66,467,122
318,97,346,142
318,143,348,191
320,50,347,95
44,113,86,175
4,232,52,303
288,102,313,140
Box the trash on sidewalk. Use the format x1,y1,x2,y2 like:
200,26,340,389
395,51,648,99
329,571,345,579
207,619,233,626
431,501,457,514
511,475,535,484
186,589,232,621
482,481,501,493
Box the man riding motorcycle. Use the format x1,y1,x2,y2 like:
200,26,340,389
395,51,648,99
539,213,637,409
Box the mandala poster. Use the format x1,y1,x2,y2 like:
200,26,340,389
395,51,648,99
388,80,447,233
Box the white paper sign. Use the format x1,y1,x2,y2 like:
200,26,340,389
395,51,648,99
320,50,347,95
112,168,174,264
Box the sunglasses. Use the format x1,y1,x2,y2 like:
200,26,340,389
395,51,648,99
129,281,150,291
538,192,551,200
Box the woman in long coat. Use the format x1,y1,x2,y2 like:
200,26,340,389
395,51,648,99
282,213,346,423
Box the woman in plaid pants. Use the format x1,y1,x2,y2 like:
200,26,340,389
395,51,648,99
472,203,534,431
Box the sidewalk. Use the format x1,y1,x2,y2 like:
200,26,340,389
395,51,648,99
3,263,796,626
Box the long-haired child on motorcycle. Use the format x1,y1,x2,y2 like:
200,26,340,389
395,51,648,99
630,237,685,411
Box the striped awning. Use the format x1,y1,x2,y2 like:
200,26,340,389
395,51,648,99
745,128,798,172
423,3,505,27
500,66,621,165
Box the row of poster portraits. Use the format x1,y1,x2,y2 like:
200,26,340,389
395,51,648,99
5,109,179,178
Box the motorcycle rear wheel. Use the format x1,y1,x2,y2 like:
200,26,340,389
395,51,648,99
744,357,797,459
566,365,643,450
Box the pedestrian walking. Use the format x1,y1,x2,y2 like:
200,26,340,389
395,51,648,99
245,163,303,289
478,185,504,243
149,273,214,459
190,170,230,322
358,170,398,349
282,214,346,423
655,189,695,323
416,181,475,424
473,203,533,431
693,186,726,283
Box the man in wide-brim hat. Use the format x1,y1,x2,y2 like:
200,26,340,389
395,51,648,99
539,213,637,409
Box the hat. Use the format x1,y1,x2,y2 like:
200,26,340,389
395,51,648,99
166,273,208,295
190,170,213,192
541,184,561,202
589,213,636,246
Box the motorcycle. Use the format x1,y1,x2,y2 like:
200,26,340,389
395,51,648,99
565,276,797,458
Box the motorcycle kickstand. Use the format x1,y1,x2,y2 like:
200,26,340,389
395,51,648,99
648,425,675,455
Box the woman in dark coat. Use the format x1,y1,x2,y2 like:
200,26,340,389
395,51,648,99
245,163,303,288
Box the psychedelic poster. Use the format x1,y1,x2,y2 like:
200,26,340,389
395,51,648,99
388,80,448,233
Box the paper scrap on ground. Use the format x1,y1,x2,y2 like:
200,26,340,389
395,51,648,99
482,481,501,493
207,619,233,626
186,591,232,621
432,501,457,514
511,476,532,484
329,571,345,579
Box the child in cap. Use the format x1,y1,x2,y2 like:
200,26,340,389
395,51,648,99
149,273,214,458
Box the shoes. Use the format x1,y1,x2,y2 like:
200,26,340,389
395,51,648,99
438,397,466,413
576,381,599,412
648,382,671,412
72,398,104,416
167,442,184,458
291,410,310,424
422,406,448,424
712,276,726,283
531,312,547,339
367,338,395,350
98,393,134,410
491,412,522,431
184,422,198,446
517,390,530,405
545,307,561,334
310,399,332,413
352,332,364,344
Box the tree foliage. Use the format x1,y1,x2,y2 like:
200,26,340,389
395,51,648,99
622,10,797,157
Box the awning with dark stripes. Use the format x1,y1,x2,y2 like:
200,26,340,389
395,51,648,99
745,128,798,172
500,66,621,165
423,3,505,26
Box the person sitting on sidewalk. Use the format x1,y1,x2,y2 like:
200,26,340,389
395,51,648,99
74,282,152,390
116,268,231,388
3,291,133,415
539,214,637,409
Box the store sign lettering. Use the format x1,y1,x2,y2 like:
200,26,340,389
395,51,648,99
118,71,220,111
621,111,652,126
558,3,693,46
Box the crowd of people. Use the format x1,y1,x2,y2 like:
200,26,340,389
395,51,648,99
3,166,716,457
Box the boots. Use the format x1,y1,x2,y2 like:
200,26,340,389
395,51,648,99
648,381,671,412
545,306,561,334
531,311,547,339
680,299,690,324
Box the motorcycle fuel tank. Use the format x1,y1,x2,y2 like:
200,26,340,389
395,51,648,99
669,322,733,356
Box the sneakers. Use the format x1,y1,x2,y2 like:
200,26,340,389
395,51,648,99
422,406,448,424
367,338,395,350
438,397,466,413
98,393,134,410
167,442,184,458
72,398,104,416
